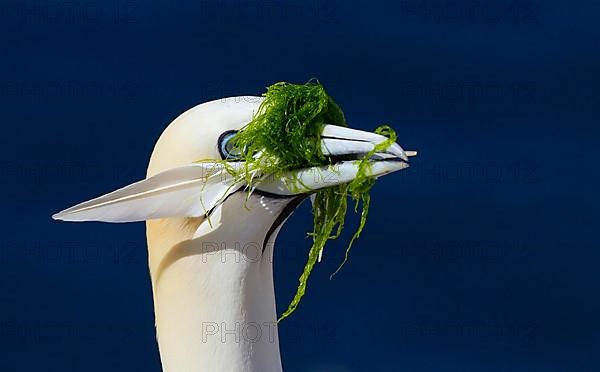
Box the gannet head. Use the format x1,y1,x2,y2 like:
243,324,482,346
53,96,413,225
52,95,416,371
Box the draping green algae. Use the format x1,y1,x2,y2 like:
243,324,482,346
215,81,397,321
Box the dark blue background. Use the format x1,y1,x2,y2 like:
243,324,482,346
1,1,598,371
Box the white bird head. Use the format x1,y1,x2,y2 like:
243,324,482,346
52,96,415,372
53,96,413,224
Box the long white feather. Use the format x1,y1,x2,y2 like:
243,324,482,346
52,163,242,223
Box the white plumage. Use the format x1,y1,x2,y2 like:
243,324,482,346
53,96,413,371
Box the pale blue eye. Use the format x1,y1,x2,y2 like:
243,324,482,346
218,131,243,160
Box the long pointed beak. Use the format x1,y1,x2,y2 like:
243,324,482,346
321,125,408,161
256,124,416,196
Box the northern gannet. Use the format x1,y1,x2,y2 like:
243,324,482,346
53,96,413,371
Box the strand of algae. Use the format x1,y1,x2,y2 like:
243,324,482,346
229,81,397,321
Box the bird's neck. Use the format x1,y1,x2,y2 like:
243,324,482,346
146,193,296,372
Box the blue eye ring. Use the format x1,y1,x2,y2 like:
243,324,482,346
218,130,243,160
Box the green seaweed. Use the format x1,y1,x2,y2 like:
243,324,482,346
220,81,397,320
231,82,346,180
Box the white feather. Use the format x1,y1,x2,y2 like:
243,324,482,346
52,163,242,223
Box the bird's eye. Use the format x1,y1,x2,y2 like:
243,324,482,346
218,130,244,160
